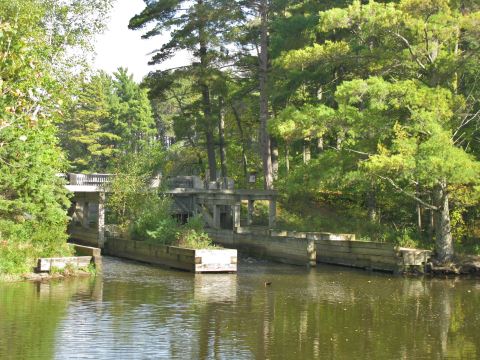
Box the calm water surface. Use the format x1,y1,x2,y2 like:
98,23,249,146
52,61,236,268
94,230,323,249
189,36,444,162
1,256,480,359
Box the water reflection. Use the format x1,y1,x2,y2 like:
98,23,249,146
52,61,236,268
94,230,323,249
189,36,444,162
0,258,479,359
194,274,237,303
0,278,96,359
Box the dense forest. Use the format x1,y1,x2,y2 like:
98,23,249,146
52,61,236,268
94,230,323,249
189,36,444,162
1,0,480,274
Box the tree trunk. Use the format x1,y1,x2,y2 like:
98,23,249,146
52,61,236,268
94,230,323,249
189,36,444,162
259,0,273,190
303,138,311,164
416,183,422,234
417,203,422,233
285,144,290,174
317,136,324,152
432,181,454,262
231,103,248,181
205,127,216,181
198,0,216,180
366,186,377,222
218,97,227,178
271,137,279,180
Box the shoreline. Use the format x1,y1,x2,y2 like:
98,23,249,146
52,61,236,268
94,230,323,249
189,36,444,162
0,269,94,283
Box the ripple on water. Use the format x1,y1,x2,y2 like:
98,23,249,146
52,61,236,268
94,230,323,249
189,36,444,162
1,256,480,359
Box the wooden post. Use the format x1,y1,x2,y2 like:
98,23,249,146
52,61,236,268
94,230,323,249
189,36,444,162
233,204,241,230
268,199,276,229
247,200,254,226
98,192,105,249
213,205,221,229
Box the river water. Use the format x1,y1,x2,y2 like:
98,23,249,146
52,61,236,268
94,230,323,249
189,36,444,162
1,256,480,359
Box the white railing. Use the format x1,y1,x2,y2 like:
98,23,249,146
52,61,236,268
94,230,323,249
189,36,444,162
68,173,115,186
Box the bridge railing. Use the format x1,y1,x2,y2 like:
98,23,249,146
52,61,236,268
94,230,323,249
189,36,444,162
68,173,115,186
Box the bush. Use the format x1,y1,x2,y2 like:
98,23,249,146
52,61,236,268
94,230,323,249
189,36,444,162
0,220,72,275
107,149,215,249
131,196,178,244
175,216,215,249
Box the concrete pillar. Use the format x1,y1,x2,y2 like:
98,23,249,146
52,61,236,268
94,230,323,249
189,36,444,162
307,238,316,267
268,199,276,229
98,192,105,249
213,205,221,229
247,200,254,226
82,201,89,228
233,204,241,230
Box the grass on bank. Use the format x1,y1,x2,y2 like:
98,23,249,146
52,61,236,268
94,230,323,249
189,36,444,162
0,220,73,276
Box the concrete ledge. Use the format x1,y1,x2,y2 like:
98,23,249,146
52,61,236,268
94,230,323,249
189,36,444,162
68,226,100,247
69,243,102,272
104,238,237,273
69,243,101,257
207,229,316,267
316,239,432,273
37,256,92,273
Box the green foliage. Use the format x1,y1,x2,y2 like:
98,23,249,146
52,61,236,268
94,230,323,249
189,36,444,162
176,216,216,249
61,68,157,172
107,146,215,249
107,144,165,228
0,0,100,274
62,72,120,171
131,196,178,244
133,0,480,256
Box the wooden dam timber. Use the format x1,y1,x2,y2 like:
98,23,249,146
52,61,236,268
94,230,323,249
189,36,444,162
65,173,432,274
208,228,431,273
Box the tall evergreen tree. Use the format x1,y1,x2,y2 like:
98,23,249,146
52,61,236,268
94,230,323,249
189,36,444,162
129,0,241,180
110,68,157,153
62,68,157,172
62,72,119,172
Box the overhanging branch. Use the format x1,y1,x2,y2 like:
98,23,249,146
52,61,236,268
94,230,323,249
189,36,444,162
376,174,438,211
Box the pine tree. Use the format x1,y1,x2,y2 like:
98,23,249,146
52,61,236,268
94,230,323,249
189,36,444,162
129,0,241,180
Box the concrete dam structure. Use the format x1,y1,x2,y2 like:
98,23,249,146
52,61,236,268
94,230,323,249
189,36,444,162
65,174,431,273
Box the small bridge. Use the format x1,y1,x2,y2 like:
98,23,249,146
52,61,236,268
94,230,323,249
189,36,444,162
66,174,277,249
65,173,431,273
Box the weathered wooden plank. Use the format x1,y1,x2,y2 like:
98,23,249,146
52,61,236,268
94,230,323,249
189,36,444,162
316,240,395,251
398,248,432,266
317,244,396,257
319,255,398,272
207,229,315,266
317,250,400,265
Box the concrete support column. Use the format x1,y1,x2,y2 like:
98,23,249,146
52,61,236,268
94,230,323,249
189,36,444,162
268,199,276,229
233,204,241,230
98,192,105,249
247,200,254,226
213,205,221,229
307,237,317,267
82,201,89,228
